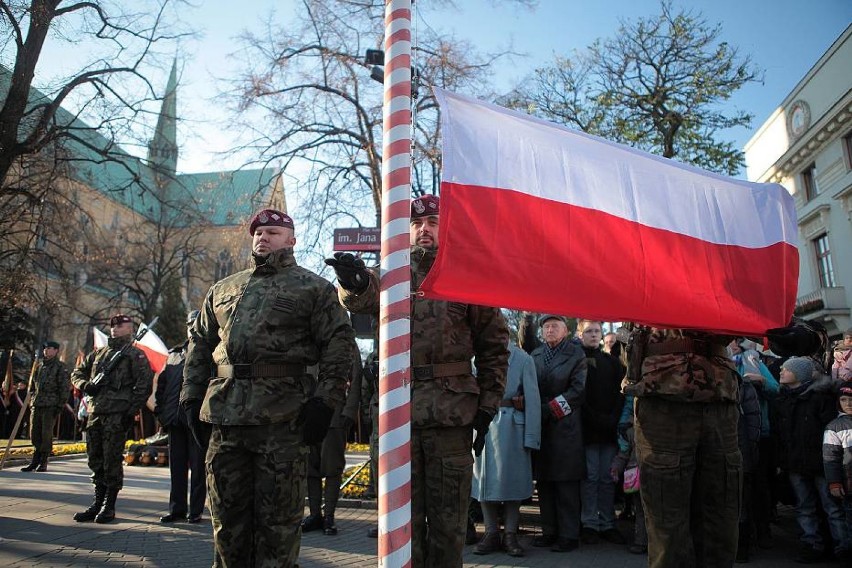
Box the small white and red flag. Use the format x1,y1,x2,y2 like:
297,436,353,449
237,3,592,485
93,325,169,373
422,88,798,335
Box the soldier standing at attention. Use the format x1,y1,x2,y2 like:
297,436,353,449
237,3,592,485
20,340,70,473
71,314,153,523
327,195,509,567
181,209,356,567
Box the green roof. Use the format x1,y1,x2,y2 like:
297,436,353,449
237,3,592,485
1,65,274,227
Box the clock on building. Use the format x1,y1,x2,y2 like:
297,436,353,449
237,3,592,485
787,100,811,139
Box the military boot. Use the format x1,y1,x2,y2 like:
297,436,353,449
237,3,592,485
474,531,501,555
36,453,49,472
74,485,106,522
20,451,41,472
323,515,338,536
95,488,119,523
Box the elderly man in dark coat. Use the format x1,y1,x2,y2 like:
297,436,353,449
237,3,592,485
530,314,587,553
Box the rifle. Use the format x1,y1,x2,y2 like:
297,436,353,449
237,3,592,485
90,317,159,390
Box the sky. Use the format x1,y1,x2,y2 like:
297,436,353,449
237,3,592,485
154,0,852,175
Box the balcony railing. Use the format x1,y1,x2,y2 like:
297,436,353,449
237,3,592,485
794,287,849,317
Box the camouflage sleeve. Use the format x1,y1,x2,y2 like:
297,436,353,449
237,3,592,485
54,363,71,410
129,349,153,412
312,282,357,410
470,306,509,416
70,351,96,391
181,287,218,404
338,268,380,314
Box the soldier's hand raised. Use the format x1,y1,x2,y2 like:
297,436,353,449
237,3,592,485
324,252,369,294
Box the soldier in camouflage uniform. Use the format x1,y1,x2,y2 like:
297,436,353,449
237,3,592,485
623,327,740,568
71,314,153,524
327,195,509,567
181,209,355,568
20,340,70,472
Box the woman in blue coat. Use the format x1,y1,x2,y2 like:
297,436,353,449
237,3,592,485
471,342,542,557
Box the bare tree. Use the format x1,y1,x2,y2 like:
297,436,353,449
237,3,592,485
227,0,526,262
0,0,190,191
505,1,761,175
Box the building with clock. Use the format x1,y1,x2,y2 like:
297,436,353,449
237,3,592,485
744,24,852,339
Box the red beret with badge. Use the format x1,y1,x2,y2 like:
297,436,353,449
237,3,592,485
249,209,295,235
110,313,133,327
410,195,439,219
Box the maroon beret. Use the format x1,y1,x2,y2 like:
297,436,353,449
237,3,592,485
110,313,133,327
249,209,294,235
411,195,439,219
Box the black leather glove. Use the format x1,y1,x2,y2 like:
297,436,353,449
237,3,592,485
766,318,825,358
83,382,101,396
324,252,369,293
299,397,335,445
472,409,494,457
182,399,211,450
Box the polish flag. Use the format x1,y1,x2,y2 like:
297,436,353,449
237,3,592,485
92,325,169,373
421,88,798,335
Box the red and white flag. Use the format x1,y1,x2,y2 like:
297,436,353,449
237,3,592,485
421,88,798,335
92,325,169,373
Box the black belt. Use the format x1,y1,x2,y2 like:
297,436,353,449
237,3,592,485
411,361,473,380
217,364,306,379
646,339,729,359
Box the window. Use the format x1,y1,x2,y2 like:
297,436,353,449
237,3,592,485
813,233,835,288
215,250,234,281
843,131,852,170
801,163,818,201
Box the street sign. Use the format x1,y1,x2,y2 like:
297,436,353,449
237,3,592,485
332,227,381,252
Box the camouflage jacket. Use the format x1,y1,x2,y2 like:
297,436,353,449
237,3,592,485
340,246,509,429
181,248,356,426
624,328,738,403
71,336,153,415
28,357,70,410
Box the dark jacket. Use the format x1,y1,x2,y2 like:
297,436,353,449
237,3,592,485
154,343,187,429
771,377,837,477
580,345,625,446
738,378,761,473
531,339,587,481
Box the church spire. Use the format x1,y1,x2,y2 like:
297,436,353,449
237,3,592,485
147,59,178,177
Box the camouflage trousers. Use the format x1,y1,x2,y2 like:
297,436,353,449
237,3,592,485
86,413,132,490
29,407,59,454
635,397,742,568
206,422,307,568
411,426,473,568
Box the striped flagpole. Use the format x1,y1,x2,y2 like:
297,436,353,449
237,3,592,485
378,1,412,567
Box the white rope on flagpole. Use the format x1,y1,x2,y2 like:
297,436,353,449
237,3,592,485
378,1,412,566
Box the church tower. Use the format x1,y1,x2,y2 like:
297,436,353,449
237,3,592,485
147,60,178,178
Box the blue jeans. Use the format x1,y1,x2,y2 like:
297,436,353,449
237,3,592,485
788,472,850,553
581,442,618,531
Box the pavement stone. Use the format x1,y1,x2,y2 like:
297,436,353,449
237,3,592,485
0,456,844,567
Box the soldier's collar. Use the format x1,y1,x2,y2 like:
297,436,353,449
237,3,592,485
252,247,297,271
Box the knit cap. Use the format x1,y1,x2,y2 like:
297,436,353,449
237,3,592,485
781,356,814,384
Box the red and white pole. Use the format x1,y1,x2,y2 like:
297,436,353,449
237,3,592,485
378,1,412,567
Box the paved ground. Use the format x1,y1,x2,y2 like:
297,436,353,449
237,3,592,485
0,455,843,567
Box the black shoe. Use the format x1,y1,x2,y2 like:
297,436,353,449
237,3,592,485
302,514,323,532
532,534,557,547
74,485,106,523
187,514,202,524
367,527,379,538
323,515,338,535
551,538,579,552
794,544,825,564
473,531,501,555
20,451,40,472
600,528,626,545
160,513,187,523
581,527,600,544
503,532,525,557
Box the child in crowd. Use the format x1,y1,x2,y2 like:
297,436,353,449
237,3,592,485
771,356,846,563
611,395,646,554
822,380,852,562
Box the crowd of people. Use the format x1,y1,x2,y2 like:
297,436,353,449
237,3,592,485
4,195,852,568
